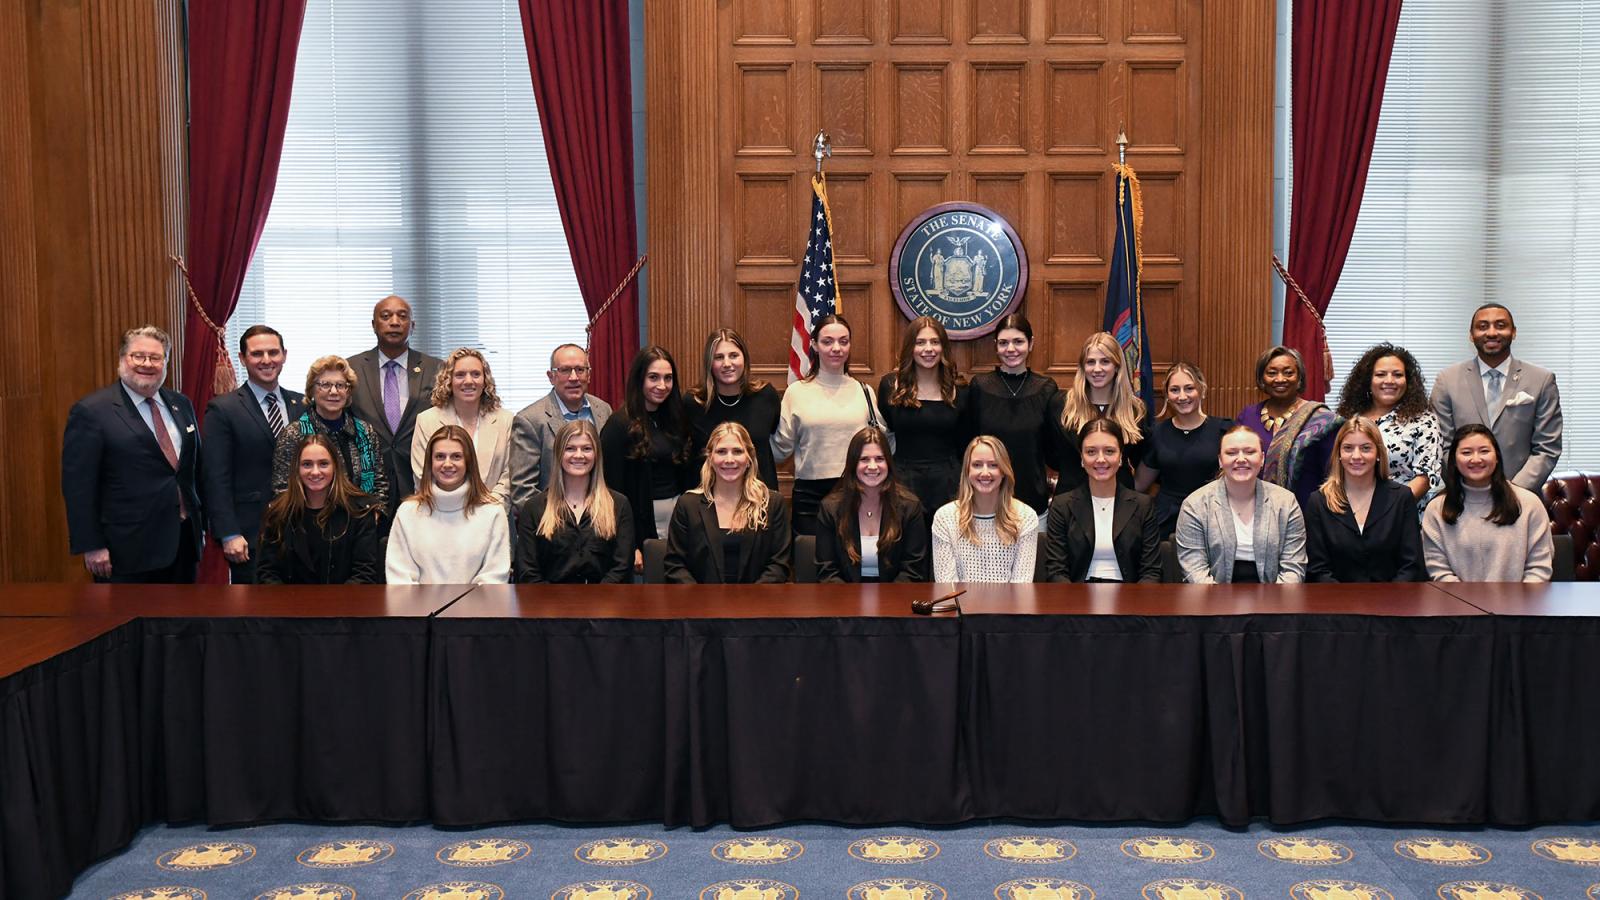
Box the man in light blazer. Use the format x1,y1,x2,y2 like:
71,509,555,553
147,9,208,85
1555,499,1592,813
62,325,205,583
1430,303,1562,491
346,294,443,517
510,343,612,510
203,324,305,584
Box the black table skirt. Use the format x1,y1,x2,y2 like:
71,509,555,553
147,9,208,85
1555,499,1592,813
0,624,142,900
5,608,1600,899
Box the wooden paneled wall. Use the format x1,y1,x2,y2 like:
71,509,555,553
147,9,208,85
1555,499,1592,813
0,0,187,582
647,0,1272,411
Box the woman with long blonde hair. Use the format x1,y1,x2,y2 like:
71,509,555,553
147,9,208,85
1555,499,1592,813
1049,332,1146,496
1303,417,1423,583
877,317,970,522
931,435,1040,583
514,419,633,583
411,347,513,508
386,425,510,584
665,421,791,583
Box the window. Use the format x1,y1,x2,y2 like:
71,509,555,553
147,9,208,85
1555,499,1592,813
227,0,589,411
1324,0,1599,472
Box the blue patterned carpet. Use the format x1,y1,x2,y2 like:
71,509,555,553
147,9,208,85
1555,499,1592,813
65,818,1600,899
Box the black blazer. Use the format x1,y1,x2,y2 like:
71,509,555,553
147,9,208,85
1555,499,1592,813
202,384,305,543
515,490,635,584
254,504,381,584
814,493,930,582
1304,480,1424,583
62,383,204,575
1043,485,1162,583
664,492,791,584
600,411,696,551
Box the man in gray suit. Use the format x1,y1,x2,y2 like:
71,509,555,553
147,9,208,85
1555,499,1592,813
347,294,443,516
1430,303,1562,490
510,343,613,510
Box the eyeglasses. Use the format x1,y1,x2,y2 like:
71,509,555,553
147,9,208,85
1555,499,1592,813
552,366,591,378
315,381,351,392
127,352,166,365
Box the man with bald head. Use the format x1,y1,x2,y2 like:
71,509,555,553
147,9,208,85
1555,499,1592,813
510,343,613,510
348,295,442,515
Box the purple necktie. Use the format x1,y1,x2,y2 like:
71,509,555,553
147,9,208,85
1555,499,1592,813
384,360,403,433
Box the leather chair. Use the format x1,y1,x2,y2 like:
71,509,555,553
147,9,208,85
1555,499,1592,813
793,535,818,583
642,538,667,584
1542,474,1597,581
1159,540,1184,583
1034,532,1049,582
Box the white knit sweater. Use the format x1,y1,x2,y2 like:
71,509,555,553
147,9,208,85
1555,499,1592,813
931,499,1040,583
770,370,877,480
385,483,511,584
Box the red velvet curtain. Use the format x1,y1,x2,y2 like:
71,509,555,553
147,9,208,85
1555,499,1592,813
519,0,641,405
181,0,308,419
1283,0,1402,401
183,1,306,584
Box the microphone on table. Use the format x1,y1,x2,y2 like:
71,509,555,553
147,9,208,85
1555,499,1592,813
913,588,965,615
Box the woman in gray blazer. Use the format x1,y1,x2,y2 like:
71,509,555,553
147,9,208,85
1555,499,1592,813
1175,425,1307,583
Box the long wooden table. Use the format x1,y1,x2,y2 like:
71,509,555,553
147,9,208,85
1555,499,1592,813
0,582,1594,900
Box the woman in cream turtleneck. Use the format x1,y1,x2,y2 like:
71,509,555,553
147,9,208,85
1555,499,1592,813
1422,424,1552,582
387,424,510,584
771,314,882,536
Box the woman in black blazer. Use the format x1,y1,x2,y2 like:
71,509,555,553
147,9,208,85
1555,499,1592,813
515,420,634,583
1043,419,1162,583
665,422,792,584
256,434,383,584
815,426,930,583
1304,417,1424,582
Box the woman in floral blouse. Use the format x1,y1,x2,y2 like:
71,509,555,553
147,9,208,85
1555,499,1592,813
1335,343,1443,511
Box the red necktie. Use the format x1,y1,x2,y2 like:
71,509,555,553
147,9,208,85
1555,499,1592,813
147,398,187,519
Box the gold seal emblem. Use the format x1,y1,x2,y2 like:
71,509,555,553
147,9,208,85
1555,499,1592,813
847,878,948,900
255,885,358,900
157,843,256,871
551,880,653,900
402,882,505,900
848,836,941,863
697,878,798,900
1394,838,1491,866
1435,881,1542,900
1120,837,1216,864
1587,883,1600,899
437,839,532,867
983,837,1077,864
296,839,395,868
574,838,668,866
1140,878,1243,900
1290,880,1396,900
1531,837,1600,866
710,838,804,865
1258,838,1354,866
994,877,1095,899
109,890,206,900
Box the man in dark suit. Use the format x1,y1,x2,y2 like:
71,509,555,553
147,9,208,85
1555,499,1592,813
346,294,442,517
202,324,305,584
62,325,204,583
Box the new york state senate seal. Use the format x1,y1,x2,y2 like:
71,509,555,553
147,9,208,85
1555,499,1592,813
891,202,1028,340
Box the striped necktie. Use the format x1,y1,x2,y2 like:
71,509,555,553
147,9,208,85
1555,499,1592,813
265,392,286,437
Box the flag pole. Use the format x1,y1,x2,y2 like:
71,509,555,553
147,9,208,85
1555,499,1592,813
1116,128,1128,166
813,129,831,174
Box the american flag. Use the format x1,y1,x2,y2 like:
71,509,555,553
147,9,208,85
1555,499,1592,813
789,174,840,383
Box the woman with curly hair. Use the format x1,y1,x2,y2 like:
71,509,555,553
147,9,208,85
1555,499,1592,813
271,355,388,511
1335,343,1443,508
410,347,513,508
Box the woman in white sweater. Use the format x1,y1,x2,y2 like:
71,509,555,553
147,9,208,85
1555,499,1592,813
771,314,882,536
387,424,511,584
931,436,1040,583
1422,424,1552,582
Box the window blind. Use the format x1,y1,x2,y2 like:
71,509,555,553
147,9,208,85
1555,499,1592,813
228,0,589,411
1323,0,1598,473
